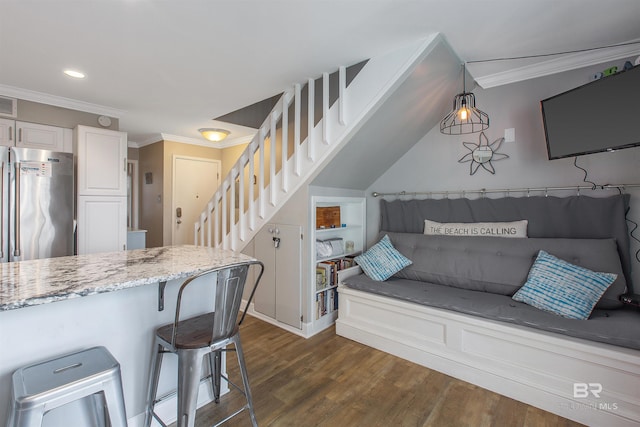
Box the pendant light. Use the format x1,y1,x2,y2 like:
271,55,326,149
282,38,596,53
440,63,489,135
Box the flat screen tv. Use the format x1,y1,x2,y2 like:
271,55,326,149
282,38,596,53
541,64,640,160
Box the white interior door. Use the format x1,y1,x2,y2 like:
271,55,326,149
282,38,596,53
172,156,220,245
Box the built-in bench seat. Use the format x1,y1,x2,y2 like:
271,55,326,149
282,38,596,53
343,273,640,350
336,194,640,427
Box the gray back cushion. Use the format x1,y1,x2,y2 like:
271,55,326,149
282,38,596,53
384,232,626,309
379,195,633,293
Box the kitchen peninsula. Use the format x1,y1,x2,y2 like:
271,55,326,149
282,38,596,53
0,245,256,426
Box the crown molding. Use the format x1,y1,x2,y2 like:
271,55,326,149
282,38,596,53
0,84,126,118
130,133,254,149
217,134,255,148
474,42,640,89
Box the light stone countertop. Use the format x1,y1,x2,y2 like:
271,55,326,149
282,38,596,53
0,245,255,311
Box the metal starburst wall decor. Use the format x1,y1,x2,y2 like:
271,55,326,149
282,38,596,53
458,131,509,175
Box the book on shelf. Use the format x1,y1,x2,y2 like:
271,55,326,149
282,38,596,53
316,266,328,291
316,256,357,289
317,262,335,288
315,288,340,319
315,290,329,319
341,256,356,269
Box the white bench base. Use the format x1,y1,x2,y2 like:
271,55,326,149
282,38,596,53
336,284,640,427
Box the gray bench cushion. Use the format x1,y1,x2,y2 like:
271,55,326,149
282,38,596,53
379,195,633,293
384,232,626,309
342,273,640,350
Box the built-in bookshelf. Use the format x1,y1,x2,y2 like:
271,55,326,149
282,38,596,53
310,196,365,334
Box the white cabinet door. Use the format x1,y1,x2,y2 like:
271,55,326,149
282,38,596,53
77,196,127,254
0,118,14,147
75,125,127,196
254,226,277,318
0,120,70,151
254,223,302,329
16,121,64,152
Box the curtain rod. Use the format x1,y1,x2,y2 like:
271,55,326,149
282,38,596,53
372,184,640,198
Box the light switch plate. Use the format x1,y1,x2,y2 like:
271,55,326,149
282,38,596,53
504,128,515,142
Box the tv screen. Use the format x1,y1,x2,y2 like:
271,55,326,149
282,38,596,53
541,64,640,160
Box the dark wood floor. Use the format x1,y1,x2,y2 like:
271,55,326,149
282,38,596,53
178,316,584,427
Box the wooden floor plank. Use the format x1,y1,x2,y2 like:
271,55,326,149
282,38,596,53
164,316,584,427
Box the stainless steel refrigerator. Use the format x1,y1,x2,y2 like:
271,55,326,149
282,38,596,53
1,147,74,262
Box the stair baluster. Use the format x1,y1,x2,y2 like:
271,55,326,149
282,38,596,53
194,66,350,251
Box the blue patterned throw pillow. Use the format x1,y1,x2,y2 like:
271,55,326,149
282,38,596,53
512,250,617,320
354,235,412,281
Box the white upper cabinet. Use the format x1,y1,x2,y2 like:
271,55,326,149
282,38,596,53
0,118,13,147
16,122,65,151
75,125,127,197
0,119,71,152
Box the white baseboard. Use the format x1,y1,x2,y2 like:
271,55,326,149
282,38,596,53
245,301,336,339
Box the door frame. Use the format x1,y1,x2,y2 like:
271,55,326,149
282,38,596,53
171,155,221,245
127,159,139,229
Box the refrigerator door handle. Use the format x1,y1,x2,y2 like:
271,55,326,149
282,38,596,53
13,162,20,257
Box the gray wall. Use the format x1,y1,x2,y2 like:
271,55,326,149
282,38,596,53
15,99,119,130
367,59,640,285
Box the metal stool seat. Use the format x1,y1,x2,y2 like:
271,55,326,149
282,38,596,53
7,346,127,427
144,261,264,427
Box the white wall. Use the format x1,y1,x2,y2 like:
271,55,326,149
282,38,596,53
366,59,640,287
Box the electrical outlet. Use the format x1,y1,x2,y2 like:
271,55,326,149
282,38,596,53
504,128,515,143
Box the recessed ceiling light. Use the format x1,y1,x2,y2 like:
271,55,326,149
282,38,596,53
64,69,86,79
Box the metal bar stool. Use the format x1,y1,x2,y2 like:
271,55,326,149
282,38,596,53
144,260,264,427
7,346,127,427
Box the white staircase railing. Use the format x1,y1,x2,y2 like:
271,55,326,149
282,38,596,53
194,66,349,251
193,34,449,252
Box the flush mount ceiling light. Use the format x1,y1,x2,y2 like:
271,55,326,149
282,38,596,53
199,128,230,142
63,69,86,79
440,63,489,135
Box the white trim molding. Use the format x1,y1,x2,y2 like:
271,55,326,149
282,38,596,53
0,84,126,118
474,41,640,89
130,133,254,149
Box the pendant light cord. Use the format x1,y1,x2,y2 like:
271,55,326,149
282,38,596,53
462,62,466,92
466,40,640,64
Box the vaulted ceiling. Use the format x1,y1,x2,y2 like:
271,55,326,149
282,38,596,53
1,1,639,145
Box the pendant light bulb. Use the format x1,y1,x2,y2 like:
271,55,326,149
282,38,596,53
459,98,468,121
